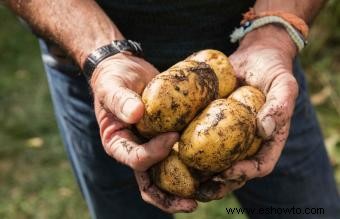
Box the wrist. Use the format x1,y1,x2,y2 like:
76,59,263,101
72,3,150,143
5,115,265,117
238,24,297,59
75,28,125,68
82,39,143,80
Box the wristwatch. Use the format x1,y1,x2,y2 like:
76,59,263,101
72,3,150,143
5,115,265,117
82,39,143,80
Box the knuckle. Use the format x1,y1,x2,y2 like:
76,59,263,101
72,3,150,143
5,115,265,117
130,154,148,171
140,191,151,204
102,141,115,157
286,74,299,97
259,164,274,177
105,144,121,163
103,135,120,157
102,143,111,156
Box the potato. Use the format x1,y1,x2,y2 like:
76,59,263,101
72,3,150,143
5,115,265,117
152,143,199,198
229,86,265,114
229,86,265,160
187,49,237,98
178,98,256,172
178,86,265,172
136,60,218,137
246,137,262,157
237,136,262,160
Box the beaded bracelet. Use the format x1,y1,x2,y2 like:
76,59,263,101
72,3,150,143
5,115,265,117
230,8,309,52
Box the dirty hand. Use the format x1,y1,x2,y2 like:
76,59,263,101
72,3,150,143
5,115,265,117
90,53,197,212
197,25,299,201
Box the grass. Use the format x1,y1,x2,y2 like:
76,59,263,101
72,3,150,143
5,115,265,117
0,2,339,219
0,6,89,219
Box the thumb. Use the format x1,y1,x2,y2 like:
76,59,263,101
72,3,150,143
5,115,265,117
257,73,298,139
103,84,144,124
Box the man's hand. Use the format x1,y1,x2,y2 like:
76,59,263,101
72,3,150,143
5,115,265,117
196,25,299,201
91,53,197,213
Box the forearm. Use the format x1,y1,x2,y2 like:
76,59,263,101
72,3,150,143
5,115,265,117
239,0,327,56
6,0,124,67
254,0,327,24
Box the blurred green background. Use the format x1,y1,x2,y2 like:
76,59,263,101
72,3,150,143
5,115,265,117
0,1,339,219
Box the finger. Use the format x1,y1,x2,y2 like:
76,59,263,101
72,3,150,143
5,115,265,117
95,101,179,171
257,73,298,139
135,171,197,213
91,56,159,124
105,131,179,171
102,83,145,124
195,179,246,202
220,122,290,181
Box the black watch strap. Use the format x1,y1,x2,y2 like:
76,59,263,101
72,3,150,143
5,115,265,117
83,40,143,80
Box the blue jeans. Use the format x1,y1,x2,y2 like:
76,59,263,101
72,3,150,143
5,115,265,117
40,40,340,219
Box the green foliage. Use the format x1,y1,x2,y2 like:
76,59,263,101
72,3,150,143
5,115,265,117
0,7,89,219
301,0,340,185
0,1,339,218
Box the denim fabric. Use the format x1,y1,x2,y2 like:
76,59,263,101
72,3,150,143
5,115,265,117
39,38,340,219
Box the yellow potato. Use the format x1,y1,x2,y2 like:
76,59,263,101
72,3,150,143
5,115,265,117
229,86,265,160
136,60,218,137
178,98,256,173
187,49,237,98
229,86,265,114
237,136,262,160
152,146,199,198
246,137,262,157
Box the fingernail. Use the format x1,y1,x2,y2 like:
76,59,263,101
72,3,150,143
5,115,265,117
122,99,140,118
259,116,276,139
